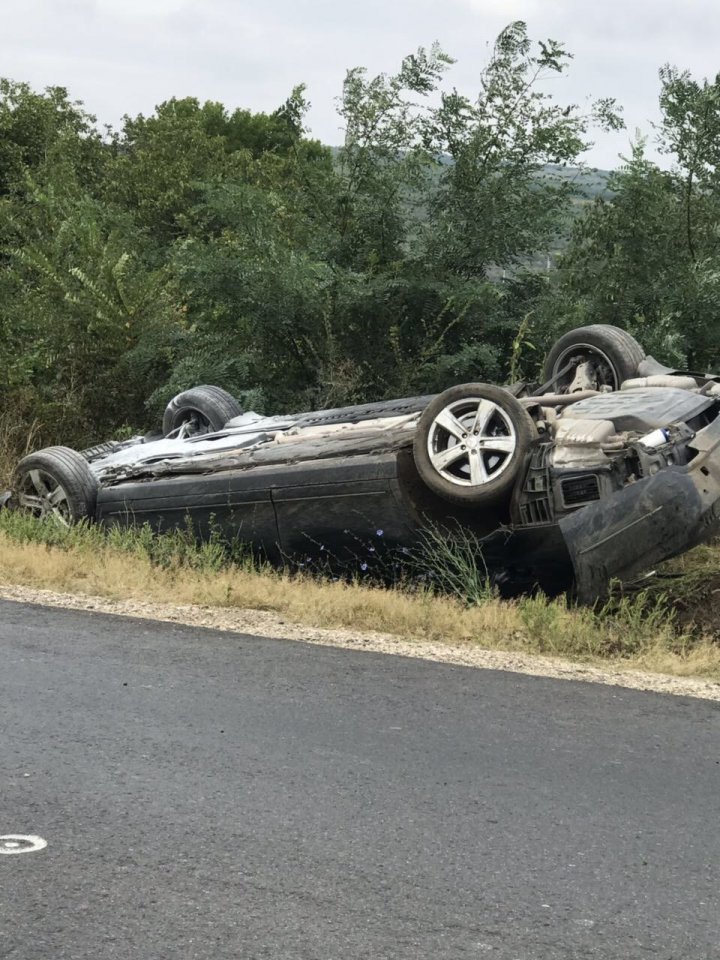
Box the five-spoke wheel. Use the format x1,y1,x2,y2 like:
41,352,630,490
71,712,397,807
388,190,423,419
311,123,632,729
17,468,72,523
413,384,537,505
425,396,517,487
13,447,98,524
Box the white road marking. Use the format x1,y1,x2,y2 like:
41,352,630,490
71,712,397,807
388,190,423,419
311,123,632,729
0,835,47,855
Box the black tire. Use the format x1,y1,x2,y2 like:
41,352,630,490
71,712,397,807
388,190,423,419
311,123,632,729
13,446,98,523
413,383,537,506
162,385,243,437
542,325,646,393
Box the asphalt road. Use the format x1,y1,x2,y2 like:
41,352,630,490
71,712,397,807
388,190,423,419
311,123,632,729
2,600,720,960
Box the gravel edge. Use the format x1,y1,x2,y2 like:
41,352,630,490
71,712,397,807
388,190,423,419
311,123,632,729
1,582,719,701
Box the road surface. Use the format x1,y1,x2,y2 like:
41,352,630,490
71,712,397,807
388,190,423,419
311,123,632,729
2,599,719,959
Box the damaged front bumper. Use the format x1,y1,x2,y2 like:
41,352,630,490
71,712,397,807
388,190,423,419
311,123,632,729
559,416,720,603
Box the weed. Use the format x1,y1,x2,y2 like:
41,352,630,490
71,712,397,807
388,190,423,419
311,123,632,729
592,587,678,656
411,524,497,605
0,413,41,488
518,594,559,648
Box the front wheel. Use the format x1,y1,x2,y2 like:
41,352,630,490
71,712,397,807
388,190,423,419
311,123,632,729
542,324,645,393
412,383,537,506
13,446,98,524
162,385,244,437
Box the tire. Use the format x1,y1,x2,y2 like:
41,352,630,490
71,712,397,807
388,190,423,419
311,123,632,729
542,325,646,393
13,446,98,524
162,385,243,437
412,383,537,506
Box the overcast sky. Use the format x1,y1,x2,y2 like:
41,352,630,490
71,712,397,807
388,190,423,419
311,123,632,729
2,0,720,169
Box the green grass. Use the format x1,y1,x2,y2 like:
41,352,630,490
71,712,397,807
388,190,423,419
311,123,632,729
0,508,252,575
0,508,717,679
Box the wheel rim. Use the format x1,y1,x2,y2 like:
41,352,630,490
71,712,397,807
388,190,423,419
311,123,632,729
553,344,618,392
426,397,517,488
17,469,71,524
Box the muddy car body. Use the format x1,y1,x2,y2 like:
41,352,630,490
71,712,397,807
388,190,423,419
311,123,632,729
11,325,720,601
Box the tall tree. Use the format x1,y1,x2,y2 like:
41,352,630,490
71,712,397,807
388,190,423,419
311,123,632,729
542,64,720,371
0,80,105,198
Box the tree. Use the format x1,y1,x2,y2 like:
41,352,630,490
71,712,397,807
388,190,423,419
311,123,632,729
0,25,629,449
104,88,324,247
1,184,180,442
541,64,720,371
425,22,622,277
295,23,622,402
0,80,105,197
658,65,720,263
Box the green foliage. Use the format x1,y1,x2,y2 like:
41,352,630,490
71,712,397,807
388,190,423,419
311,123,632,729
0,507,247,575
424,22,621,277
542,138,720,370
537,63,720,372
1,183,180,442
103,88,327,246
3,26,720,458
0,79,105,197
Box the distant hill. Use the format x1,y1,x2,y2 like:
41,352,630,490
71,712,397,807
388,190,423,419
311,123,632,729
329,150,612,272
330,147,613,201
541,164,613,200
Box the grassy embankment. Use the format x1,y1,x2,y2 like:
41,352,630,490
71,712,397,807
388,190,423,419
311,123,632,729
1,502,720,680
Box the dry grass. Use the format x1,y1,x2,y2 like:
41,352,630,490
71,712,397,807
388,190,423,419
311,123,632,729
1,511,719,680
0,530,520,641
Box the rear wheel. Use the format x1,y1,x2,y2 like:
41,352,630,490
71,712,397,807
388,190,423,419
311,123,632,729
14,446,98,524
162,385,243,437
412,383,537,506
542,325,645,393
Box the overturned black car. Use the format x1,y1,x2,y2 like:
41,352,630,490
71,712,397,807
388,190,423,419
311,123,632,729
10,324,720,602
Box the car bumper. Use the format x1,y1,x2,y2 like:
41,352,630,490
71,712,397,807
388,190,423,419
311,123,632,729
560,418,720,602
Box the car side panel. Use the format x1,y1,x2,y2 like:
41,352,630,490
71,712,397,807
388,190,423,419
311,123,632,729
268,455,420,561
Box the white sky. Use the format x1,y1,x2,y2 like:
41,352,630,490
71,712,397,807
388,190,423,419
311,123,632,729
2,0,719,169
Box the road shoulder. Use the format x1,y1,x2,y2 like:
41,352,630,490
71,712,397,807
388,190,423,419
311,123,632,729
2,582,719,702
